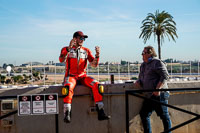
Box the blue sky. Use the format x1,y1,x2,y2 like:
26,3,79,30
0,0,200,66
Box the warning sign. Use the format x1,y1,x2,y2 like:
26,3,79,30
32,95,44,114
18,93,58,116
18,95,31,116
45,94,58,114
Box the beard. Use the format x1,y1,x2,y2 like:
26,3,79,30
77,42,83,47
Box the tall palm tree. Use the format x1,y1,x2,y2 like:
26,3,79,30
139,10,178,59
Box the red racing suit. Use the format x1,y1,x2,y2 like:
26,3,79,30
59,46,102,104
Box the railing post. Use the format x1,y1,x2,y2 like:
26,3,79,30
110,74,114,84
55,114,59,133
125,91,129,133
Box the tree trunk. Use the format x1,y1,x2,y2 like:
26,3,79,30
157,35,161,59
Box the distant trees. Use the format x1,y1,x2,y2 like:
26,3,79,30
0,73,42,85
121,60,127,65
32,71,42,81
0,74,6,84
12,75,23,84
2,63,14,69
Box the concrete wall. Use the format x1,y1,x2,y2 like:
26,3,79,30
0,81,200,133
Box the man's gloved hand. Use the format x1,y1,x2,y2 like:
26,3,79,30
68,38,76,51
95,46,100,58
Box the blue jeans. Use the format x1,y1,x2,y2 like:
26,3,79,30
139,92,172,133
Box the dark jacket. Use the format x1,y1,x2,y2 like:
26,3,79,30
138,57,169,92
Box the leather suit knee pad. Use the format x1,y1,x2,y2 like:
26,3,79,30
98,84,104,95
62,86,69,96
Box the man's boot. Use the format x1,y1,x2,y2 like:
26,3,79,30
63,103,71,123
96,103,111,121
64,110,71,123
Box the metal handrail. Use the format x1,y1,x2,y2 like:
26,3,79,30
125,88,200,133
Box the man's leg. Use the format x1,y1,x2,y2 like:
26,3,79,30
63,76,76,123
155,93,172,133
139,98,154,133
81,76,110,120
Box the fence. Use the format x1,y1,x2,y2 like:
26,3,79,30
125,88,200,133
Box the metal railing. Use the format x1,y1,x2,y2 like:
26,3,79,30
125,88,200,133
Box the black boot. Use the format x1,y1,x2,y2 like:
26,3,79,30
96,105,111,121
64,110,71,123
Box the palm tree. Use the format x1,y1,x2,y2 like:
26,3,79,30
139,10,178,59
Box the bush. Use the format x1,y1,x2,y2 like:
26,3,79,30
0,75,6,84
131,77,138,80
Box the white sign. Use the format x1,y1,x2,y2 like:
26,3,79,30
18,95,31,116
19,101,31,115
46,100,57,113
45,94,58,114
18,94,58,116
32,95,44,114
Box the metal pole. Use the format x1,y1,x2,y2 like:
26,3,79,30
181,63,182,78
55,114,59,133
171,59,172,78
55,63,56,84
118,63,120,80
108,62,109,82
162,116,200,133
190,61,192,76
98,64,99,82
44,64,45,86
125,91,129,133
31,62,33,85
0,110,18,120
0,69,1,85
198,61,199,76
128,62,130,80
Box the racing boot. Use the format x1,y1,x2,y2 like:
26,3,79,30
96,102,111,121
63,103,71,123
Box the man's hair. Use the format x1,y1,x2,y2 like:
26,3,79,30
144,46,157,57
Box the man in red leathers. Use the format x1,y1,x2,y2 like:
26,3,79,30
59,31,110,123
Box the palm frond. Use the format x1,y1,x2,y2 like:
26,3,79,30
139,10,178,59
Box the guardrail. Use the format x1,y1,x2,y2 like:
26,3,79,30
125,88,200,133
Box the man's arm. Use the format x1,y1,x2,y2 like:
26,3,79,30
153,60,169,96
134,80,142,89
134,64,143,89
59,39,76,63
89,46,100,67
59,47,69,63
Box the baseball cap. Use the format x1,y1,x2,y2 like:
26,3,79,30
73,31,88,38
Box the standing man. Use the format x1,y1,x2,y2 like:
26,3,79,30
134,46,172,133
59,31,110,123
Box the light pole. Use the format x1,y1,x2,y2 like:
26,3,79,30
97,64,99,82
44,64,45,86
190,61,192,76
180,63,182,78
107,62,109,82
128,62,130,80
54,63,56,84
171,59,173,78
198,61,199,76
118,62,120,80
31,62,33,85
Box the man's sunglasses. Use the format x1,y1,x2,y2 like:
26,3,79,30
80,37,85,41
142,51,148,55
